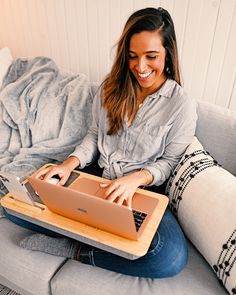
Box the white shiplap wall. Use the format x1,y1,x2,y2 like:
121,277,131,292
0,0,236,110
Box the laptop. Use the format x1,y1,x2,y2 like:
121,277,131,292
27,176,162,240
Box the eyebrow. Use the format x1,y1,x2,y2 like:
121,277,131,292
128,50,160,54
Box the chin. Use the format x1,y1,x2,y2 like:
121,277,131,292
138,80,156,89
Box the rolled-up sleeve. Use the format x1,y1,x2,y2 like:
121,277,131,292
144,96,197,186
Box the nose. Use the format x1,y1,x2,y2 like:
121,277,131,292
135,58,147,73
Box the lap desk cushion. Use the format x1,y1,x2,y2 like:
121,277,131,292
166,137,236,295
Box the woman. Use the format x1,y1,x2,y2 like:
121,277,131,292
7,7,197,278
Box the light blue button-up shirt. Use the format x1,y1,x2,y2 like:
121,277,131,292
71,79,197,186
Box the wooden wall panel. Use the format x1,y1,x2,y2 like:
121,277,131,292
0,0,235,110
188,0,220,101
179,0,204,93
229,75,236,111
202,0,236,105
172,0,189,63
215,3,236,108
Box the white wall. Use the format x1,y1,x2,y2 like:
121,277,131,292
0,0,236,110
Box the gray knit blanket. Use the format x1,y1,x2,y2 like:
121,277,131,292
0,57,93,214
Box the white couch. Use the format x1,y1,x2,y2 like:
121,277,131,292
0,83,235,294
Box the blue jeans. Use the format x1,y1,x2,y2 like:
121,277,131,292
78,207,188,278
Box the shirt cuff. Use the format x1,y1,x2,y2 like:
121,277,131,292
143,166,165,186
69,148,87,169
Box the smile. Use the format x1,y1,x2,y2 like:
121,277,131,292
137,71,153,78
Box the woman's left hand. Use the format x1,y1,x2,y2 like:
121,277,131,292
100,171,150,209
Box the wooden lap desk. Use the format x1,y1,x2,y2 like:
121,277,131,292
1,166,169,260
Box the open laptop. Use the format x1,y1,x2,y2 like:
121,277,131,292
27,176,162,240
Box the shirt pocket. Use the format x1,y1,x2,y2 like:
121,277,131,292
126,124,172,161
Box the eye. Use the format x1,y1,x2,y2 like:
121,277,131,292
128,55,137,59
147,55,157,59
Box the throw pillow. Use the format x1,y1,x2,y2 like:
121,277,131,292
166,137,236,295
0,47,13,89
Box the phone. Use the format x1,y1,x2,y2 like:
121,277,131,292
0,172,35,205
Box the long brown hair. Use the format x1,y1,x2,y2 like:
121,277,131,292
102,7,181,135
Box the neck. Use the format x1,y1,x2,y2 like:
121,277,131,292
140,77,167,98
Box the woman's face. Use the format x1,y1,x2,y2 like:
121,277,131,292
128,30,166,94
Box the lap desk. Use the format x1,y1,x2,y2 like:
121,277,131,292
0,165,169,260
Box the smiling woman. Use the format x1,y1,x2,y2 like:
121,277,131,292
10,7,197,279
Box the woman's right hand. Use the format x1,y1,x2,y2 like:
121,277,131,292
34,156,80,186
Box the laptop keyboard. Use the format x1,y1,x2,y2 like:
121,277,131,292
132,210,147,232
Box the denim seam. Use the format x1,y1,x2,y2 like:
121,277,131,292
146,231,164,257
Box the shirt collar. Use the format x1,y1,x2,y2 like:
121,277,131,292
149,79,177,100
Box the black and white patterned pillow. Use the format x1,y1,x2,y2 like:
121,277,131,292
166,137,236,295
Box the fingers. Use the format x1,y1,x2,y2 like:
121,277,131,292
126,196,133,210
116,192,130,206
108,191,132,209
100,183,109,188
116,194,132,210
57,173,70,186
104,182,120,198
103,181,133,208
105,185,122,202
35,167,51,180
34,166,69,186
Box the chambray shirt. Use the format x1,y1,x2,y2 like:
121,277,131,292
71,79,197,186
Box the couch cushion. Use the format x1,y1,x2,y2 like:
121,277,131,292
50,241,227,295
196,101,236,176
166,137,236,295
0,217,66,295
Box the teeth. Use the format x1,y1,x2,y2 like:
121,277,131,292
138,71,152,78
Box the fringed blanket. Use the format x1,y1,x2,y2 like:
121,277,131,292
0,57,93,204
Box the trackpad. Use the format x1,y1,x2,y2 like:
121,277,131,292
70,178,103,196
